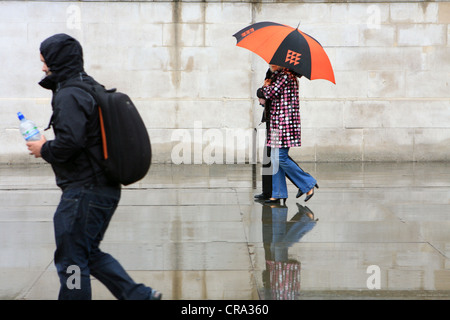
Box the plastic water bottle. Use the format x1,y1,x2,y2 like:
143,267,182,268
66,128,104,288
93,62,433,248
17,112,41,141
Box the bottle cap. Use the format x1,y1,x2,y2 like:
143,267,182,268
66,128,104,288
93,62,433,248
17,112,25,121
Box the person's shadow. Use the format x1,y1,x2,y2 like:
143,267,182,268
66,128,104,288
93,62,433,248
261,202,318,300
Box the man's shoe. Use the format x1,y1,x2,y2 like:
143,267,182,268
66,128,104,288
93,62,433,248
254,193,270,200
150,289,162,300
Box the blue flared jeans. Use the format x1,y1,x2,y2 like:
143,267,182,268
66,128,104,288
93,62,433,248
53,184,153,300
271,148,317,199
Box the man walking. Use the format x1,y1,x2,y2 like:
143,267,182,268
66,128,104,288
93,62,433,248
26,33,161,300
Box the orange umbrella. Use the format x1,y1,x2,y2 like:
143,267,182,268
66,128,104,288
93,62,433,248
233,21,335,84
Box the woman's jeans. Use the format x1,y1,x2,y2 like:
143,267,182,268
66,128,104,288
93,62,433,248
53,184,153,300
271,148,317,199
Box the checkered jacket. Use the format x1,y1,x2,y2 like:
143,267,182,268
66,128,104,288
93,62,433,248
262,70,302,148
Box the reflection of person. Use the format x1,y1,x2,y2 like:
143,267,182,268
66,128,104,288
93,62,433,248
261,202,317,300
26,34,161,300
262,65,319,204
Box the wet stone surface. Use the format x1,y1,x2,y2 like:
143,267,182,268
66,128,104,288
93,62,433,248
0,162,449,300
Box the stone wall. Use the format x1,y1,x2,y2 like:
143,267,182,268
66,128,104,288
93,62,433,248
0,0,449,164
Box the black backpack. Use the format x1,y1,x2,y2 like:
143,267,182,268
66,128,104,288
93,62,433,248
64,82,152,186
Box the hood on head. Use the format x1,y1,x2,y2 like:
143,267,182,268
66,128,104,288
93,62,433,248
39,33,84,90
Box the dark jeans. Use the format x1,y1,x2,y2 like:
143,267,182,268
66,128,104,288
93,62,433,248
262,145,302,198
53,184,153,300
271,148,317,199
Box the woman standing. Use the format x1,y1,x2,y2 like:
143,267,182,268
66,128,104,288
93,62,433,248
262,65,318,203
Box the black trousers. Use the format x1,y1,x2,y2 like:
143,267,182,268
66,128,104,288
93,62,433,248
261,145,273,198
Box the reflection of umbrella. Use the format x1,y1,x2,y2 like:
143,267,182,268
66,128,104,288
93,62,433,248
233,21,335,84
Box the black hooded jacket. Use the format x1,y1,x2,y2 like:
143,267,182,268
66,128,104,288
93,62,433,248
256,68,273,129
39,34,113,190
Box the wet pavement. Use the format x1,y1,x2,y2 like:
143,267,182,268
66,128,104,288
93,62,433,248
0,162,449,300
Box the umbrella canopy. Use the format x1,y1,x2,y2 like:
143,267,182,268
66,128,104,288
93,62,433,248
233,21,335,84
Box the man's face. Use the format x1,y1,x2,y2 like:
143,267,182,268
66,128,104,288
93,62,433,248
40,54,51,76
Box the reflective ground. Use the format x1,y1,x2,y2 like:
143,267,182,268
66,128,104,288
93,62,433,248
1,162,449,300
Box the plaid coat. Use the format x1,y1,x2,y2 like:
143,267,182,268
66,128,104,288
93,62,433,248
262,70,301,148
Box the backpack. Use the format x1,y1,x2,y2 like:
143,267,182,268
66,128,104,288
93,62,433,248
63,81,152,186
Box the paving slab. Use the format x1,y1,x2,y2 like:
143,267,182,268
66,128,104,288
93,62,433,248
0,162,449,300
